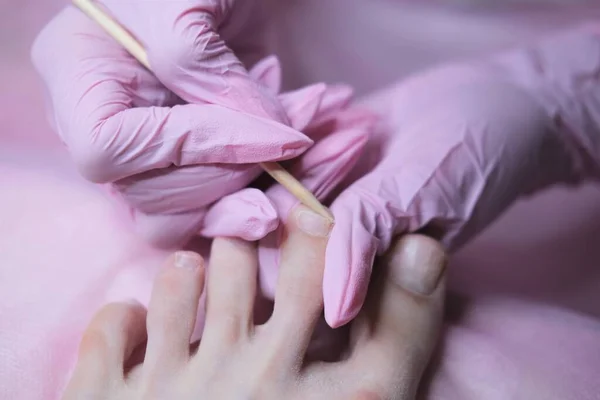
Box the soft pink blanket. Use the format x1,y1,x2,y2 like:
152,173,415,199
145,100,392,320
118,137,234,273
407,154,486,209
2,1,600,399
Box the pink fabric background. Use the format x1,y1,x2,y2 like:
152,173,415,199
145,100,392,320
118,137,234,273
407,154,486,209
1,1,600,399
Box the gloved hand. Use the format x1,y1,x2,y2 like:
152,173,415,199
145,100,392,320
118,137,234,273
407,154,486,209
229,25,600,328
108,55,367,245
31,2,332,246
200,56,374,241
324,25,600,327
200,59,376,299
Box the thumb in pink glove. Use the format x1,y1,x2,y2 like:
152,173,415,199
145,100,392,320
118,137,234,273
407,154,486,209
322,25,600,327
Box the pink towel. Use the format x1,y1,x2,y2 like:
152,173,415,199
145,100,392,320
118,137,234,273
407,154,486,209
2,1,600,399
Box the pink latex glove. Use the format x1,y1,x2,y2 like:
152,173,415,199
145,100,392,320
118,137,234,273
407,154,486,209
199,58,376,298
110,56,365,245
247,25,600,328
30,3,324,247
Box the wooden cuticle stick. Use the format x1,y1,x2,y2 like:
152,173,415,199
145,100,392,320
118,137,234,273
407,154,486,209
72,0,334,221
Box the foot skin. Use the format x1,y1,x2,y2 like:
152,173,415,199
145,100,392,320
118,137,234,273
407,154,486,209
62,206,446,400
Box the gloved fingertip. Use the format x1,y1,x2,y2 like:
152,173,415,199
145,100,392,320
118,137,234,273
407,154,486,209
248,55,282,95
232,215,280,241
321,215,379,328
279,134,314,158
323,275,371,327
279,83,328,131
324,308,355,329
212,108,313,162
324,289,367,328
201,189,280,241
